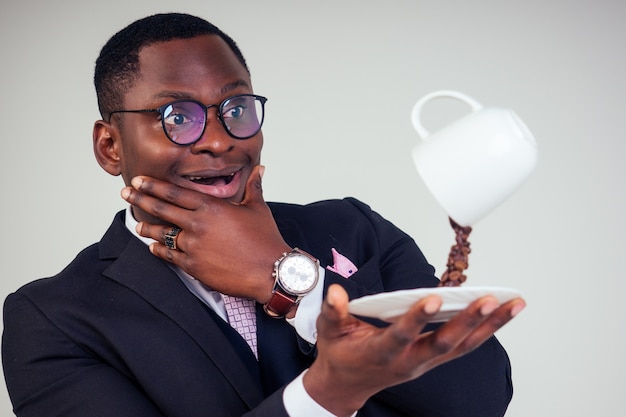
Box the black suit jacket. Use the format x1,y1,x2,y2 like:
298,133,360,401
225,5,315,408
2,198,513,416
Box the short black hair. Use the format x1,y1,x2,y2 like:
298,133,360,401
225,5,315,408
94,13,249,118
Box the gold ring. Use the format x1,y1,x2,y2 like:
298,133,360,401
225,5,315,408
164,227,181,250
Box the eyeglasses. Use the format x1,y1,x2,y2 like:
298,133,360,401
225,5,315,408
108,94,267,145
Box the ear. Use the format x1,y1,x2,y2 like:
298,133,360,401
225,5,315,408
93,119,122,176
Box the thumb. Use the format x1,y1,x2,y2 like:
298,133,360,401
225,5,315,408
316,284,360,342
319,284,351,327
240,164,265,206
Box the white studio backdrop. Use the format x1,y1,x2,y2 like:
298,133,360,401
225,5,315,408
1,1,624,416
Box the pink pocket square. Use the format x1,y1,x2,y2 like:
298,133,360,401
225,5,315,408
326,248,358,278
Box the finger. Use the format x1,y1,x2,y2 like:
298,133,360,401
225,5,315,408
136,222,185,251
121,182,193,227
148,239,188,266
322,284,350,323
418,297,526,372
239,165,265,207
316,284,355,339
131,176,207,210
377,295,442,353
447,297,526,355
415,295,524,369
420,295,500,356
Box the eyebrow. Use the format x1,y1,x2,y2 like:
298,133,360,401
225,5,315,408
151,80,252,102
221,80,251,95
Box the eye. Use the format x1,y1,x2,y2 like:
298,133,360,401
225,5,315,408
222,104,246,120
162,104,193,127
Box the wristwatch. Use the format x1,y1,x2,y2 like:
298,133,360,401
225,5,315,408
263,248,320,318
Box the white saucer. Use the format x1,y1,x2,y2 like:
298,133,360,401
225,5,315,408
348,286,522,323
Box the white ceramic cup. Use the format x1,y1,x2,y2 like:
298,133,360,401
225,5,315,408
411,90,538,226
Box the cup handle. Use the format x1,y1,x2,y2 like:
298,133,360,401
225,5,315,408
411,90,483,139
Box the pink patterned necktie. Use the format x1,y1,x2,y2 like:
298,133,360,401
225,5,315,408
222,295,258,359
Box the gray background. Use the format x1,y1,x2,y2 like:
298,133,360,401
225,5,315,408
1,1,624,416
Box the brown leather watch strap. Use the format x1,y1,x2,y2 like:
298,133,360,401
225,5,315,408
263,290,296,318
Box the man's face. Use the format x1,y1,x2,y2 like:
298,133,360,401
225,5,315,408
105,35,263,222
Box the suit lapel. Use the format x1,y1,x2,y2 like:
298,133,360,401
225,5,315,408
98,212,264,408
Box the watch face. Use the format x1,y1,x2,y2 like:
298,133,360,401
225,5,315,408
278,253,319,295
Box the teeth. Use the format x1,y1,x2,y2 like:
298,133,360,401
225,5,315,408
187,172,235,181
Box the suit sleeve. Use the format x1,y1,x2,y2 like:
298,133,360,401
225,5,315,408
321,198,513,417
2,293,290,417
2,292,168,417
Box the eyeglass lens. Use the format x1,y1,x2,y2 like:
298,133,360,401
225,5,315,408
162,95,264,144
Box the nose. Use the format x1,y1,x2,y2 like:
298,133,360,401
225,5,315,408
190,109,235,156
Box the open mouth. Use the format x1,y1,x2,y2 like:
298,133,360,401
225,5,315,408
186,172,236,186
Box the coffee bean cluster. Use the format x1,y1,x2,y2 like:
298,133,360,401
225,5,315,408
439,217,472,287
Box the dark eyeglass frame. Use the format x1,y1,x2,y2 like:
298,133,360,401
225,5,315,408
107,94,268,144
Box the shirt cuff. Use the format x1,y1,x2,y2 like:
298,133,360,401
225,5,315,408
286,267,325,344
284,370,357,417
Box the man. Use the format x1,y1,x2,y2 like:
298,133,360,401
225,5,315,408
2,13,524,417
